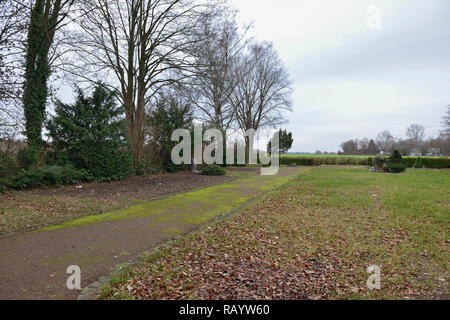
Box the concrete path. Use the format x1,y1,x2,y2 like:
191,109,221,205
0,167,302,300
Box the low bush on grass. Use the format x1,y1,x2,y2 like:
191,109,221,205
6,166,93,190
385,151,406,173
201,165,226,176
370,151,406,174
385,162,407,173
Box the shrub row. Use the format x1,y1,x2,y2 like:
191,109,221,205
281,156,450,168
4,166,93,191
368,157,450,169
280,157,368,166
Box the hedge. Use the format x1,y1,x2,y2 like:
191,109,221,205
368,157,450,169
280,157,318,166
280,157,368,166
201,165,226,176
281,156,450,169
5,166,94,191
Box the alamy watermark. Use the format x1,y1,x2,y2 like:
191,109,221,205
367,5,382,30
171,124,280,176
66,265,81,290
367,265,381,290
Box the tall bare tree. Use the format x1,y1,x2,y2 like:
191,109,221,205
0,0,30,128
186,6,249,131
230,41,293,137
70,0,215,166
406,123,425,149
376,130,395,153
340,139,359,155
442,105,450,137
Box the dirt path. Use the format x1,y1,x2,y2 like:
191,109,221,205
0,167,303,300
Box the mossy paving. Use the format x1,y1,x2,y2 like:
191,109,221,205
0,167,304,300
42,171,295,230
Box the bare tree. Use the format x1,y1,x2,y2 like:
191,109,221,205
340,139,359,155
406,124,425,149
69,0,216,165
358,137,370,155
186,6,249,131
0,0,30,128
376,130,395,153
442,105,450,137
230,41,293,136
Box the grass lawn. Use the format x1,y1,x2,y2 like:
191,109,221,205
100,166,449,300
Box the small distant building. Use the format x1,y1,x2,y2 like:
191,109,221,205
409,148,422,156
427,148,441,156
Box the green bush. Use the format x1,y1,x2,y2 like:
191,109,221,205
166,162,183,173
46,84,135,181
201,165,226,176
146,94,193,172
0,178,6,193
0,150,19,181
385,151,406,173
389,150,402,164
17,146,37,170
7,166,92,190
386,162,407,173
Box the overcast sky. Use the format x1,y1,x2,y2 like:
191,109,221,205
231,0,450,152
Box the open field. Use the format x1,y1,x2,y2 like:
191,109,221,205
99,166,449,300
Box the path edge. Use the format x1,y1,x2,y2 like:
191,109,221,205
77,167,306,300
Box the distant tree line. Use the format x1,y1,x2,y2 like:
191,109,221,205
340,115,450,156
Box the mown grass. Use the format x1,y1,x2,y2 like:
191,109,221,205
100,166,449,300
